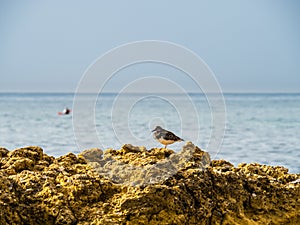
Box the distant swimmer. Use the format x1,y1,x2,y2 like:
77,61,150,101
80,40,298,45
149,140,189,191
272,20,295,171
63,107,71,115
58,107,71,115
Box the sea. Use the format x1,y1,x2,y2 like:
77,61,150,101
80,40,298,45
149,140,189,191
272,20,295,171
0,93,299,174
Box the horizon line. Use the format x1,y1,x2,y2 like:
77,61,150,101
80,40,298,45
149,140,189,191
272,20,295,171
1,91,300,95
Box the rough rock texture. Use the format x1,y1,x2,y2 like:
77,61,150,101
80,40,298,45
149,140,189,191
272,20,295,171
80,142,210,186
0,144,299,225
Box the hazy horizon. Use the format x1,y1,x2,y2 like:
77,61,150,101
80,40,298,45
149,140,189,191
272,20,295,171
1,91,300,94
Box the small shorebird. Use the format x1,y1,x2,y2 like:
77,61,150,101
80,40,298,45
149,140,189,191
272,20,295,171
152,126,184,148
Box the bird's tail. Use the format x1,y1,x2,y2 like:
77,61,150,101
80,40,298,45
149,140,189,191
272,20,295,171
180,138,184,142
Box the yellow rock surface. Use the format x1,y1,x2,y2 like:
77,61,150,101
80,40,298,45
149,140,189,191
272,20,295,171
0,144,299,224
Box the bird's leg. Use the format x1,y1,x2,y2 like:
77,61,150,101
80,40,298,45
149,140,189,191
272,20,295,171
164,145,167,149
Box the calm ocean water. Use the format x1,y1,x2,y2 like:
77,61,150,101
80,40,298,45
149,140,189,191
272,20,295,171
0,93,299,173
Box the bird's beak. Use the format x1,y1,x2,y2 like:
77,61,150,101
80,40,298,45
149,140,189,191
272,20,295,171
151,129,155,132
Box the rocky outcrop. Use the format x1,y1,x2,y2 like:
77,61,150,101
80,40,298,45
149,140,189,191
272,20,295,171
0,144,299,224
80,142,210,186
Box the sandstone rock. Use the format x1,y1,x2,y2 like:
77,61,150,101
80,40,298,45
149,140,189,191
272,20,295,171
0,147,9,157
0,144,299,224
79,148,103,162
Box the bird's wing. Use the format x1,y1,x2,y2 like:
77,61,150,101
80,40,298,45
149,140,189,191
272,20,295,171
164,131,181,141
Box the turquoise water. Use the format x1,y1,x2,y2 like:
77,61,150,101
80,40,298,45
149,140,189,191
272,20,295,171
0,93,299,173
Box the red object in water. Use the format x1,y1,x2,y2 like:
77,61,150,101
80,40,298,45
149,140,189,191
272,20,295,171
57,109,71,116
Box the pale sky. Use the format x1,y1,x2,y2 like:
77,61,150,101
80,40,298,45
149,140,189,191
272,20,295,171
0,0,299,93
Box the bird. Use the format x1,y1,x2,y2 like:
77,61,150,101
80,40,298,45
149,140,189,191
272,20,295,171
152,126,184,149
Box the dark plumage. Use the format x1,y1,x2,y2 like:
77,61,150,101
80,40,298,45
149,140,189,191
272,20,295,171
152,126,184,148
